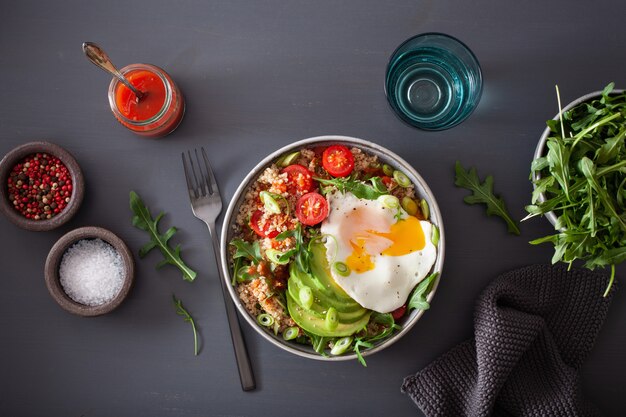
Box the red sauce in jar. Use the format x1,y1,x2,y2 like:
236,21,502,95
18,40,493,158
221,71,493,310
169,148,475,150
108,64,185,138
115,70,166,121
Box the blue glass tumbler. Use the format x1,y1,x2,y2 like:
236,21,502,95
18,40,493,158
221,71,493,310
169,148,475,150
385,33,483,131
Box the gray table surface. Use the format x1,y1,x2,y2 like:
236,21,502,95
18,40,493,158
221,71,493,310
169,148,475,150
2,1,625,416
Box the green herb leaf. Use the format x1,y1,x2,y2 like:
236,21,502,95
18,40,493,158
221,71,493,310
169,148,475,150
172,294,199,356
454,162,521,235
229,238,263,264
350,313,401,367
303,330,330,356
353,339,373,367
130,191,197,281
276,223,312,273
315,176,387,200
407,272,438,312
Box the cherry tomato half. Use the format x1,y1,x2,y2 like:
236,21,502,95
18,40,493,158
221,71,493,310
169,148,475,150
295,192,329,226
322,145,355,177
281,164,314,194
249,209,279,238
391,304,407,320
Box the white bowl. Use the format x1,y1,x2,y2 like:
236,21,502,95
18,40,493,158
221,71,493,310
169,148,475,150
220,135,445,361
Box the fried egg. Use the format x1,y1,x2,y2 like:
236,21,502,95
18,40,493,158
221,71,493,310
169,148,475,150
320,191,437,313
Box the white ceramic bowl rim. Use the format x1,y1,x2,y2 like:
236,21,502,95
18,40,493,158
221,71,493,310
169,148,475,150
220,135,445,361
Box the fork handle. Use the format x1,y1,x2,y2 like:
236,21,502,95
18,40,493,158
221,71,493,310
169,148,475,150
207,222,256,391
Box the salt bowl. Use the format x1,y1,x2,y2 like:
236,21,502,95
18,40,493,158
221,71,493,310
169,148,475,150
45,226,134,316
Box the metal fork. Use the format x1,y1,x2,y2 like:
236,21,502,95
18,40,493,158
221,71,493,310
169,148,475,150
182,148,255,392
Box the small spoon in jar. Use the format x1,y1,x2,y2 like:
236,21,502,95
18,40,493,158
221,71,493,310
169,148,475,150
82,42,146,102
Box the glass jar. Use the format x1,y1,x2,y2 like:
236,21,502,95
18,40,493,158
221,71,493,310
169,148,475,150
107,63,185,138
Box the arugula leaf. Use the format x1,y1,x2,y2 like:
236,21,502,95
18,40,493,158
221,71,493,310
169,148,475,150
276,223,311,273
454,162,521,235
229,239,263,264
546,139,571,199
130,191,197,281
353,339,373,367
407,272,439,312
351,313,401,367
302,330,329,356
315,176,387,200
172,294,199,356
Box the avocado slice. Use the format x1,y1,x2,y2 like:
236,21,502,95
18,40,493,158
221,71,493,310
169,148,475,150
287,275,366,322
287,291,371,337
288,263,362,313
286,242,371,337
308,241,351,299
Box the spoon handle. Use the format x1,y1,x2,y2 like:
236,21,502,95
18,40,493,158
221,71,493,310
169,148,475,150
82,42,145,100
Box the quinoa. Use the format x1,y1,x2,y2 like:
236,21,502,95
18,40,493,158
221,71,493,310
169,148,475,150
237,277,295,331
350,147,375,172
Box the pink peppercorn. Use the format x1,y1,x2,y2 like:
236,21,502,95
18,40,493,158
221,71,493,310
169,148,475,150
6,153,72,220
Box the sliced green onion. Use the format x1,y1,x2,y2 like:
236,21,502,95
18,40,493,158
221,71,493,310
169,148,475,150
420,198,430,220
370,177,387,193
236,265,258,282
401,196,418,216
330,336,353,355
325,307,338,331
283,326,300,341
332,261,351,277
266,248,290,265
382,164,394,176
276,151,300,167
299,286,313,309
257,313,274,327
431,225,440,246
377,194,400,209
393,170,411,187
260,191,281,214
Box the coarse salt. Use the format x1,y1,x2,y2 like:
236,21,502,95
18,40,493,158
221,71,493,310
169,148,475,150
59,238,125,306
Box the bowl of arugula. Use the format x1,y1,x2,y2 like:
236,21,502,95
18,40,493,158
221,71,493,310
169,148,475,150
526,83,625,295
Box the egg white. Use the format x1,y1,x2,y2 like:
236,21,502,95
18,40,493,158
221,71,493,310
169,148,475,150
320,191,437,313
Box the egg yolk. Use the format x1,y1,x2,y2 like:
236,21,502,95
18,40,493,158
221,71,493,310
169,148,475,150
343,216,426,275
346,238,375,273
369,216,426,256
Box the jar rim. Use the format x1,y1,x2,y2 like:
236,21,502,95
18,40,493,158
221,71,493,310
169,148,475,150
107,63,173,126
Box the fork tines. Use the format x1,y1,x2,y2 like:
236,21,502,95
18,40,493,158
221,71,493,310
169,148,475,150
182,147,219,198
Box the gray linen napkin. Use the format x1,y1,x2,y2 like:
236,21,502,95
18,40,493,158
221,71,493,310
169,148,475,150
401,264,616,417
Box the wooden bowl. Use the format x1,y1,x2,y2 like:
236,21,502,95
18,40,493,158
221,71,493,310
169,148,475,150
0,141,85,231
44,226,135,316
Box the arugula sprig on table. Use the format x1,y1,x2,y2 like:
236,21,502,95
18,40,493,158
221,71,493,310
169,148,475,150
172,294,199,356
130,191,197,281
455,162,521,235
526,83,626,295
